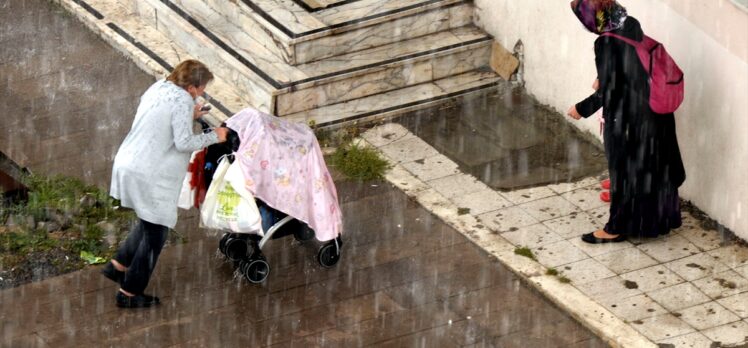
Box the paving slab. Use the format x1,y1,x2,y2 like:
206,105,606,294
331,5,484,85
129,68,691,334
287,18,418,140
363,123,748,347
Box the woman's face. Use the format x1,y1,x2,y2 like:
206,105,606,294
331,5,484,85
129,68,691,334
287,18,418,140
187,84,207,100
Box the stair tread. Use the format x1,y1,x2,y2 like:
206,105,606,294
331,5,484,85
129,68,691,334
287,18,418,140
286,70,501,127
155,0,490,90
244,0,465,38
296,26,489,79
296,0,348,11
317,0,464,27
248,0,327,36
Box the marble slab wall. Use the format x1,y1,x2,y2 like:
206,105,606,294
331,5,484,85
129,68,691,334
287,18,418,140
276,42,492,115
198,0,297,64
294,3,472,64
168,0,307,83
432,44,491,80
284,70,501,127
121,0,276,110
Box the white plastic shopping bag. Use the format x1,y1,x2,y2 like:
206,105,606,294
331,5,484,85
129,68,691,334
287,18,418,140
200,156,263,234
178,151,199,210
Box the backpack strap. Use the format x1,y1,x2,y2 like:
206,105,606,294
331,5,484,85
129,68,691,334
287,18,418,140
600,32,641,48
601,32,657,74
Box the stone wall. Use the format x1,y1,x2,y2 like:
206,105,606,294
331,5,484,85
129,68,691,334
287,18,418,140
473,0,748,239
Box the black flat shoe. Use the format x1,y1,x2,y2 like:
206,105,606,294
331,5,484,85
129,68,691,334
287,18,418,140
581,232,627,244
101,262,124,284
116,292,160,308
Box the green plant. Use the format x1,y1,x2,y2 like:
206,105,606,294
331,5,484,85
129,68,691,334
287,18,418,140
546,268,559,276
514,246,536,261
13,174,125,220
1,173,136,282
316,126,362,149
330,142,391,181
0,230,58,254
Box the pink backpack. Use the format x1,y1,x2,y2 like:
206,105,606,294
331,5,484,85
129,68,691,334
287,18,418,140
602,33,685,114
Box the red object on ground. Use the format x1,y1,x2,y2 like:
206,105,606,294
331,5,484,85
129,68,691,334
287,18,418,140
601,179,611,190
600,191,611,203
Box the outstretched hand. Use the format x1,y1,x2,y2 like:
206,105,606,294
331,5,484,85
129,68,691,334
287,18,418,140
567,105,582,120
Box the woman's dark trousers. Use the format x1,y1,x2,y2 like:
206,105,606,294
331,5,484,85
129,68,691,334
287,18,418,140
114,219,168,294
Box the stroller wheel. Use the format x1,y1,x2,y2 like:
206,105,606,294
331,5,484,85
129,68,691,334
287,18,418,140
225,237,248,262
317,242,340,268
243,258,270,283
293,224,315,242
218,233,231,256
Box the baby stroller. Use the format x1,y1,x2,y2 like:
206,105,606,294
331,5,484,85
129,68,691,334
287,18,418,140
203,109,343,283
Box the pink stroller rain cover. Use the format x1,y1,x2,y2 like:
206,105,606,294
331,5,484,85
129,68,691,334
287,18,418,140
225,108,342,242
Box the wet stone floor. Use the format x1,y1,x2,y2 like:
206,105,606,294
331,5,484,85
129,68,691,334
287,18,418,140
395,87,607,191
1,0,607,346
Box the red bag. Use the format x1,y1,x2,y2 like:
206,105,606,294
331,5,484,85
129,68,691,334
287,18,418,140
602,32,685,114
189,149,208,208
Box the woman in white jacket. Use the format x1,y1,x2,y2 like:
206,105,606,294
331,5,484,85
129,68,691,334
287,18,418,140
103,60,228,308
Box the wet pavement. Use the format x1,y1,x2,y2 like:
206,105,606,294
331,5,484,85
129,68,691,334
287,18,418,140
395,88,607,190
0,0,608,346
1,183,607,347
0,0,156,189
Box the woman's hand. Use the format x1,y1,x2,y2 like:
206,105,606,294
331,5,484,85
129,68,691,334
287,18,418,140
567,105,582,120
214,127,229,143
592,79,600,91
193,103,209,120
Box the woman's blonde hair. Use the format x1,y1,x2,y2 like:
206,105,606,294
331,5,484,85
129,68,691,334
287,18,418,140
166,60,214,89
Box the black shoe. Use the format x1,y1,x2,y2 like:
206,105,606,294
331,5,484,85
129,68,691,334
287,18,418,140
140,293,160,304
581,232,627,244
116,292,160,308
101,262,124,284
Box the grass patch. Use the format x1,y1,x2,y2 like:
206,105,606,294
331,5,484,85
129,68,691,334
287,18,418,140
314,125,362,149
329,142,391,181
457,208,471,215
1,173,136,287
545,267,572,284
514,246,536,261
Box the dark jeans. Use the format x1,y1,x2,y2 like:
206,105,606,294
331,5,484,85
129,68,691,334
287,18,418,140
257,199,280,233
114,219,168,294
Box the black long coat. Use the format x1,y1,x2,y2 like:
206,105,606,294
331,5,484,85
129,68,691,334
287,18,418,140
576,17,686,236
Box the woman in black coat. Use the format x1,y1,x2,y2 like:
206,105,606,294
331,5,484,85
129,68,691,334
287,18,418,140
567,0,686,243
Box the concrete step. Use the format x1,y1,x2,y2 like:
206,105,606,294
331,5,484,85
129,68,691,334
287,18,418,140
57,0,501,128
286,69,501,128
196,0,473,65
291,0,357,12
120,0,493,116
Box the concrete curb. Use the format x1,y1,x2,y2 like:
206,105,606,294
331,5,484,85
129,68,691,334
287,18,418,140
358,125,658,348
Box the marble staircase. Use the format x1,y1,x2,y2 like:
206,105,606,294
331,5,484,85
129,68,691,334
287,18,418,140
59,0,502,127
